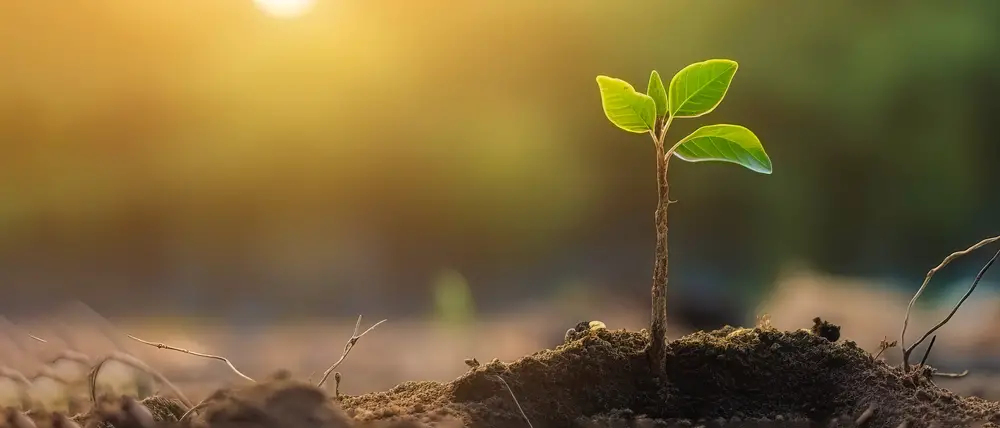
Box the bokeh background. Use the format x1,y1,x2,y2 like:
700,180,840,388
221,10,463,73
3,0,1000,405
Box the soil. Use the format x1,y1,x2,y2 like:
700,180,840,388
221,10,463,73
340,325,1000,427
8,322,1000,428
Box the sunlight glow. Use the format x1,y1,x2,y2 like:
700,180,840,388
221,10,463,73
253,0,315,18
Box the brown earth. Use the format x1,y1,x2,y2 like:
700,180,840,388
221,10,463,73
9,323,1000,428
340,325,1000,427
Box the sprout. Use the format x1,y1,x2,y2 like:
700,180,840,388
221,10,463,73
596,59,772,375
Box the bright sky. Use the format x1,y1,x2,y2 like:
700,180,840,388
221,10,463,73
252,0,316,18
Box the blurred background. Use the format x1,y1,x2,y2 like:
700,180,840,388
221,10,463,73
3,0,1000,404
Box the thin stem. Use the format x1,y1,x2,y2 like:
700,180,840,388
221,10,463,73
128,334,256,383
902,246,1000,369
918,335,937,367
493,375,533,428
900,236,1000,370
647,114,674,377
934,370,969,378
651,115,675,148
88,352,193,409
316,315,387,388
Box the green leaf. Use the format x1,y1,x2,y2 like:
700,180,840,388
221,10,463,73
596,75,656,133
672,124,772,174
668,59,739,118
647,70,668,117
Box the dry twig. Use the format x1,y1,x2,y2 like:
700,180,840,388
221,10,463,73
873,336,897,360
934,370,969,378
900,236,1000,371
87,352,193,409
179,398,213,422
493,375,533,428
316,315,387,388
919,335,937,367
127,334,255,383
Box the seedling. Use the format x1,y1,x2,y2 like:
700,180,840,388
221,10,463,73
595,59,772,375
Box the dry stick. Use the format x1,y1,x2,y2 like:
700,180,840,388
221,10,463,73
127,334,256,383
179,398,212,422
873,347,888,360
316,315,387,388
27,334,46,343
900,236,1000,371
919,335,937,367
493,375,533,428
873,336,897,360
87,352,193,409
180,388,240,423
901,245,1000,370
935,370,969,378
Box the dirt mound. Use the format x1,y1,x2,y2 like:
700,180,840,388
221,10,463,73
179,375,456,428
662,326,1000,426
342,325,1000,428
342,327,656,427
188,377,353,428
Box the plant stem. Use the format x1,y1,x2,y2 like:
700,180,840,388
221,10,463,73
648,115,674,377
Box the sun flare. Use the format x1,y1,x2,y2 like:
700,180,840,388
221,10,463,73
253,0,315,18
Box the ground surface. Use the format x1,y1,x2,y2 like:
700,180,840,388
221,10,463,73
10,324,999,428
338,325,1000,427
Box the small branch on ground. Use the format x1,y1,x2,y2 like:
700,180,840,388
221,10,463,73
918,335,937,367
900,236,1000,371
179,398,213,423
933,370,969,378
180,387,236,422
88,352,193,409
493,375,533,428
127,334,256,383
316,315,387,388
27,334,46,343
873,336,897,360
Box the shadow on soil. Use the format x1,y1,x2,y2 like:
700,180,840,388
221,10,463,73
12,323,1000,428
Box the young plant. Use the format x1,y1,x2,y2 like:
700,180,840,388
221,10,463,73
596,59,772,375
